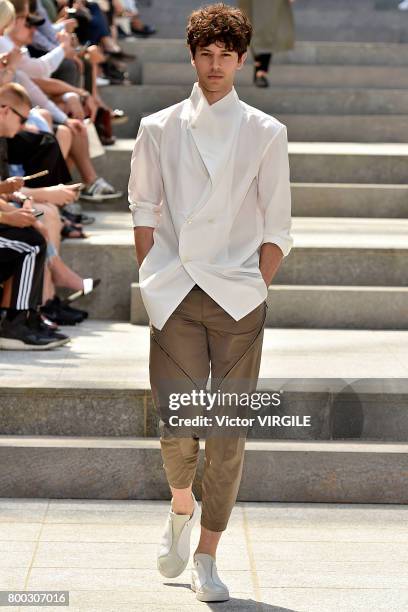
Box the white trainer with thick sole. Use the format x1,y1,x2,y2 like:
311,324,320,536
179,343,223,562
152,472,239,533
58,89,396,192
157,492,200,578
191,552,230,602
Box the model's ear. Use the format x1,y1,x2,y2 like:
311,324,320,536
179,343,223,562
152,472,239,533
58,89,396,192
190,49,196,67
237,51,248,70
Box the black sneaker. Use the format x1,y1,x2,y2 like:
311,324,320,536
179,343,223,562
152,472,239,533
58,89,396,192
0,311,69,350
61,303,89,320
26,310,70,344
41,297,85,325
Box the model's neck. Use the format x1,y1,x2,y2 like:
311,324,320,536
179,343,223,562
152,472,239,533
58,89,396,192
199,82,233,106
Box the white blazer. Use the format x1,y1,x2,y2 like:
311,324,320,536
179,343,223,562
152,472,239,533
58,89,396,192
128,81,293,330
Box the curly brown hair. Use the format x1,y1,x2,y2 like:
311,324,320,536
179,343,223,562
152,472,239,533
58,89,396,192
186,3,252,58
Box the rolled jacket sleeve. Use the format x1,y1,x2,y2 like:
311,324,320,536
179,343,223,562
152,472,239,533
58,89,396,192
257,124,293,257
19,45,64,78
128,120,163,228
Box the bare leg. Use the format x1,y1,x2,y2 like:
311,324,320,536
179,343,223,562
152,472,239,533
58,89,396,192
100,35,121,53
194,527,223,560
32,203,84,300
49,257,83,291
30,203,59,303
56,124,72,159
0,278,12,307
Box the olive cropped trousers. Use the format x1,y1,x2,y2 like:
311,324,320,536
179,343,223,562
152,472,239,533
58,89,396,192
149,285,267,532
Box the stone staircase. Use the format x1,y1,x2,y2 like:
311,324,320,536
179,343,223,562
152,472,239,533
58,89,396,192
1,32,408,502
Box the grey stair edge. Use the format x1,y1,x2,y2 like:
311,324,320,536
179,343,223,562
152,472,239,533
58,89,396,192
0,387,147,395
3,379,408,394
130,282,408,292
103,83,408,97
105,138,408,156
124,38,408,50
121,38,408,58
268,285,408,292
0,436,407,452
292,182,408,189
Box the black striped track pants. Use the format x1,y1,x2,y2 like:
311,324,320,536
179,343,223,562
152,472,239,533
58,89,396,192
0,224,46,311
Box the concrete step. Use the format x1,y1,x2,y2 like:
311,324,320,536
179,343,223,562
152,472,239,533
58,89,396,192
101,85,408,138
61,213,408,319
130,283,408,330
280,115,408,143
114,111,408,143
2,380,408,441
292,6,408,43
121,38,408,66
95,139,408,191
142,62,408,89
80,182,408,219
120,2,408,42
0,436,407,502
291,183,408,218
81,182,408,219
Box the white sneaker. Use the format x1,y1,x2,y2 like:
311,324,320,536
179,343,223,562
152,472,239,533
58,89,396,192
96,76,110,87
399,0,408,9
157,492,200,578
79,177,122,202
191,553,230,602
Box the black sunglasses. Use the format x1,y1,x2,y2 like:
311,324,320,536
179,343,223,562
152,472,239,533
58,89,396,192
1,105,27,125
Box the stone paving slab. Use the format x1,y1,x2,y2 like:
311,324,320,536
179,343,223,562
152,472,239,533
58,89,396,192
0,499,408,611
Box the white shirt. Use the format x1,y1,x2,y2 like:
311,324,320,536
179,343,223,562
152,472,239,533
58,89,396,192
128,81,293,331
0,35,64,78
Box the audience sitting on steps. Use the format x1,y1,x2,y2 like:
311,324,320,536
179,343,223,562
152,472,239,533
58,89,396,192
0,0,155,348
0,83,100,349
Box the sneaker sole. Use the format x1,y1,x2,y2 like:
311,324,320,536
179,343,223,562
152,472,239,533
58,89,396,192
111,117,128,126
191,581,229,602
0,337,70,350
80,192,123,202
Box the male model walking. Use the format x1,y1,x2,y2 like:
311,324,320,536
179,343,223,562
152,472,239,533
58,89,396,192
128,3,293,603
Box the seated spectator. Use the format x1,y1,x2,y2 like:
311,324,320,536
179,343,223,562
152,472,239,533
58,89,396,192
0,0,122,200
0,83,99,329
28,0,81,87
0,83,69,349
51,0,136,84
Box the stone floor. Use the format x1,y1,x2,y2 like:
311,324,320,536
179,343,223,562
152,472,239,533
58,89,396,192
0,498,408,611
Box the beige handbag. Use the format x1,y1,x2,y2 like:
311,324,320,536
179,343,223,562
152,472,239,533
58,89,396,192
84,118,105,159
